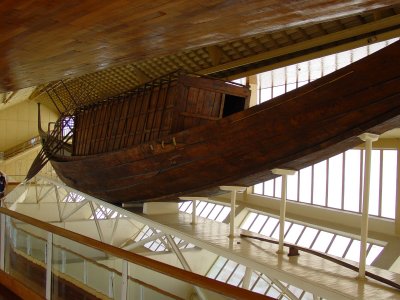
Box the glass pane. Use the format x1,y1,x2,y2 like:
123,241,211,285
241,212,258,230
309,58,322,81
217,260,238,282
369,150,380,216
252,278,269,294
344,150,361,212
200,203,215,218
179,201,191,212
312,231,334,252
328,154,343,209
208,205,224,221
260,217,279,237
5,218,47,298
228,264,246,286
327,235,351,257
249,214,268,233
381,150,397,219
366,245,384,265
271,221,291,239
196,201,207,216
313,160,327,206
207,257,227,278
299,166,312,203
275,177,282,198
345,240,360,262
216,207,231,222
253,183,263,194
322,54,337,75
297,227,319,248
285,224,304,244
264,180,274,196
287,171,298,201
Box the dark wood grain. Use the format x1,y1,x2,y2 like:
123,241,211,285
0,1,398,91
41,41,400,203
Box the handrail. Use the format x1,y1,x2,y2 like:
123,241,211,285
12,223,183,299
2,136,41,160
0,207,272,300
240,232,400,291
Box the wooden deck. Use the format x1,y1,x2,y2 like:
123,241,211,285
143,212,400,300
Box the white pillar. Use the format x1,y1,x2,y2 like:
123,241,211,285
242,267,253,289
358,133,379,278
220,186,246,238
272,168,296,254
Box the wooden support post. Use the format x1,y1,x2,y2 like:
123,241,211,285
272,168,296,254
358,133,379,279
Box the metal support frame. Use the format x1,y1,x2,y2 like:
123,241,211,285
8,175,365,299
123,232,165,251
358,133,379,278
110,215,120,245
89,202,105,242
166,235,207,300
272,168,296,254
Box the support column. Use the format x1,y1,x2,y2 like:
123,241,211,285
220,186,246,238
358,133,379,278
272,168,296,254
242,267,253,289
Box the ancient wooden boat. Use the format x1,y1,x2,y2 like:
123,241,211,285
28,41,400,204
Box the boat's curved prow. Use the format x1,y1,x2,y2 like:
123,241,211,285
25,104,51,181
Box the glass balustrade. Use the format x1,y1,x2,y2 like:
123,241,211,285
0,209,265,300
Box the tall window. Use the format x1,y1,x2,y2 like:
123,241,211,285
255,38,399,219
257,38,399,104
254,149,397,219
240,211,384,265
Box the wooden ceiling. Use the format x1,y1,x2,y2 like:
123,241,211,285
1,1,400,110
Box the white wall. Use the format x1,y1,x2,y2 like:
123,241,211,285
0,100,58,151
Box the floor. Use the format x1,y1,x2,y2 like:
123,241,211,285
143,212,400,300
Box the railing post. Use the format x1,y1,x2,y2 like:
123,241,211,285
121,260,128,300
109,272,114,298
358,133,379,279
220,186,246,238
61,250,66,273
27,235,32,256
83,259,88,284
46,232,53,300
0,213,5,270
272,168,296,254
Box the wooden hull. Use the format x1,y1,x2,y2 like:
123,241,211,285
50,41,400,204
